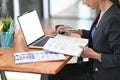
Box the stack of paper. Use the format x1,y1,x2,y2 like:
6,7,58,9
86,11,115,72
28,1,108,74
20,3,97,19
43,34,88,57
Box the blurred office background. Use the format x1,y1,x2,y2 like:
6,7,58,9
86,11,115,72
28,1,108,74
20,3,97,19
0,0,97,29
0,0,97,80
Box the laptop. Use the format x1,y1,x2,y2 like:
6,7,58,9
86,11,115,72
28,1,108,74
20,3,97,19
17,10,51,48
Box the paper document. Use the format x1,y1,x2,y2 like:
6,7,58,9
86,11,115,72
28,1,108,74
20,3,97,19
14,50,65,64
43,34,88,57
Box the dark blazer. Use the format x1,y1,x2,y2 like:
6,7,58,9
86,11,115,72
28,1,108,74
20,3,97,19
82,4,120,80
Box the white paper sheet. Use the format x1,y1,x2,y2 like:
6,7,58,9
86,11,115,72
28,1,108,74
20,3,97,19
43,34,88,57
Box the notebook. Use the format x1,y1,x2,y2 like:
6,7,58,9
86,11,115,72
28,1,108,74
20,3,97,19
43,34,88,57
17,10,51,48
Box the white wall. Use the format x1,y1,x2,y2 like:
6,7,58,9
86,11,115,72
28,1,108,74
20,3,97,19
13,0,20,27
43,0,49,19
50,0,78,16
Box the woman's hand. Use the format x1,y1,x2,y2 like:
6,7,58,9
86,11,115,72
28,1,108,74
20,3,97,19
56,25,71,34
56,25,82,37
80,46,101,61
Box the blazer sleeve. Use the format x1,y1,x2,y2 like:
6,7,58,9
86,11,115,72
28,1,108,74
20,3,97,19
81,30,90,39
101,15,120,68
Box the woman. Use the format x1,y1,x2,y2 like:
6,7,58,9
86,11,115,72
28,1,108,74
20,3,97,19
48,0,120,80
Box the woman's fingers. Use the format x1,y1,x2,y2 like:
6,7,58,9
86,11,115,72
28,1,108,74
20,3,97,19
56,25,71,34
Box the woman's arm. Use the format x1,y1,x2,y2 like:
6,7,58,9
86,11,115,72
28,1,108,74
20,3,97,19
101,16,120,68
55,25,90,38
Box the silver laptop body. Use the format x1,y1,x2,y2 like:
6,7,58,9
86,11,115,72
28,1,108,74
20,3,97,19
17,10,51,48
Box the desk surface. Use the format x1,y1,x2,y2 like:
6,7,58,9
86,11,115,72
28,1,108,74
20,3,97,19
0,27,72,74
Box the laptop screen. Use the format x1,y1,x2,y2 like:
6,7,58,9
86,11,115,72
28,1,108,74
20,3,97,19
18,10,44,45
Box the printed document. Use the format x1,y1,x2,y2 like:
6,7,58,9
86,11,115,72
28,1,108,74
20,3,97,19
43,34,88,57
14,50,65,64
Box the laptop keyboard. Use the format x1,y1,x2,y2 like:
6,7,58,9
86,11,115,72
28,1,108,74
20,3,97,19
34,37,50,46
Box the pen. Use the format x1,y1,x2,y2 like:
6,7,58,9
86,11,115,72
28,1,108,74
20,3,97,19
64,27,79,30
